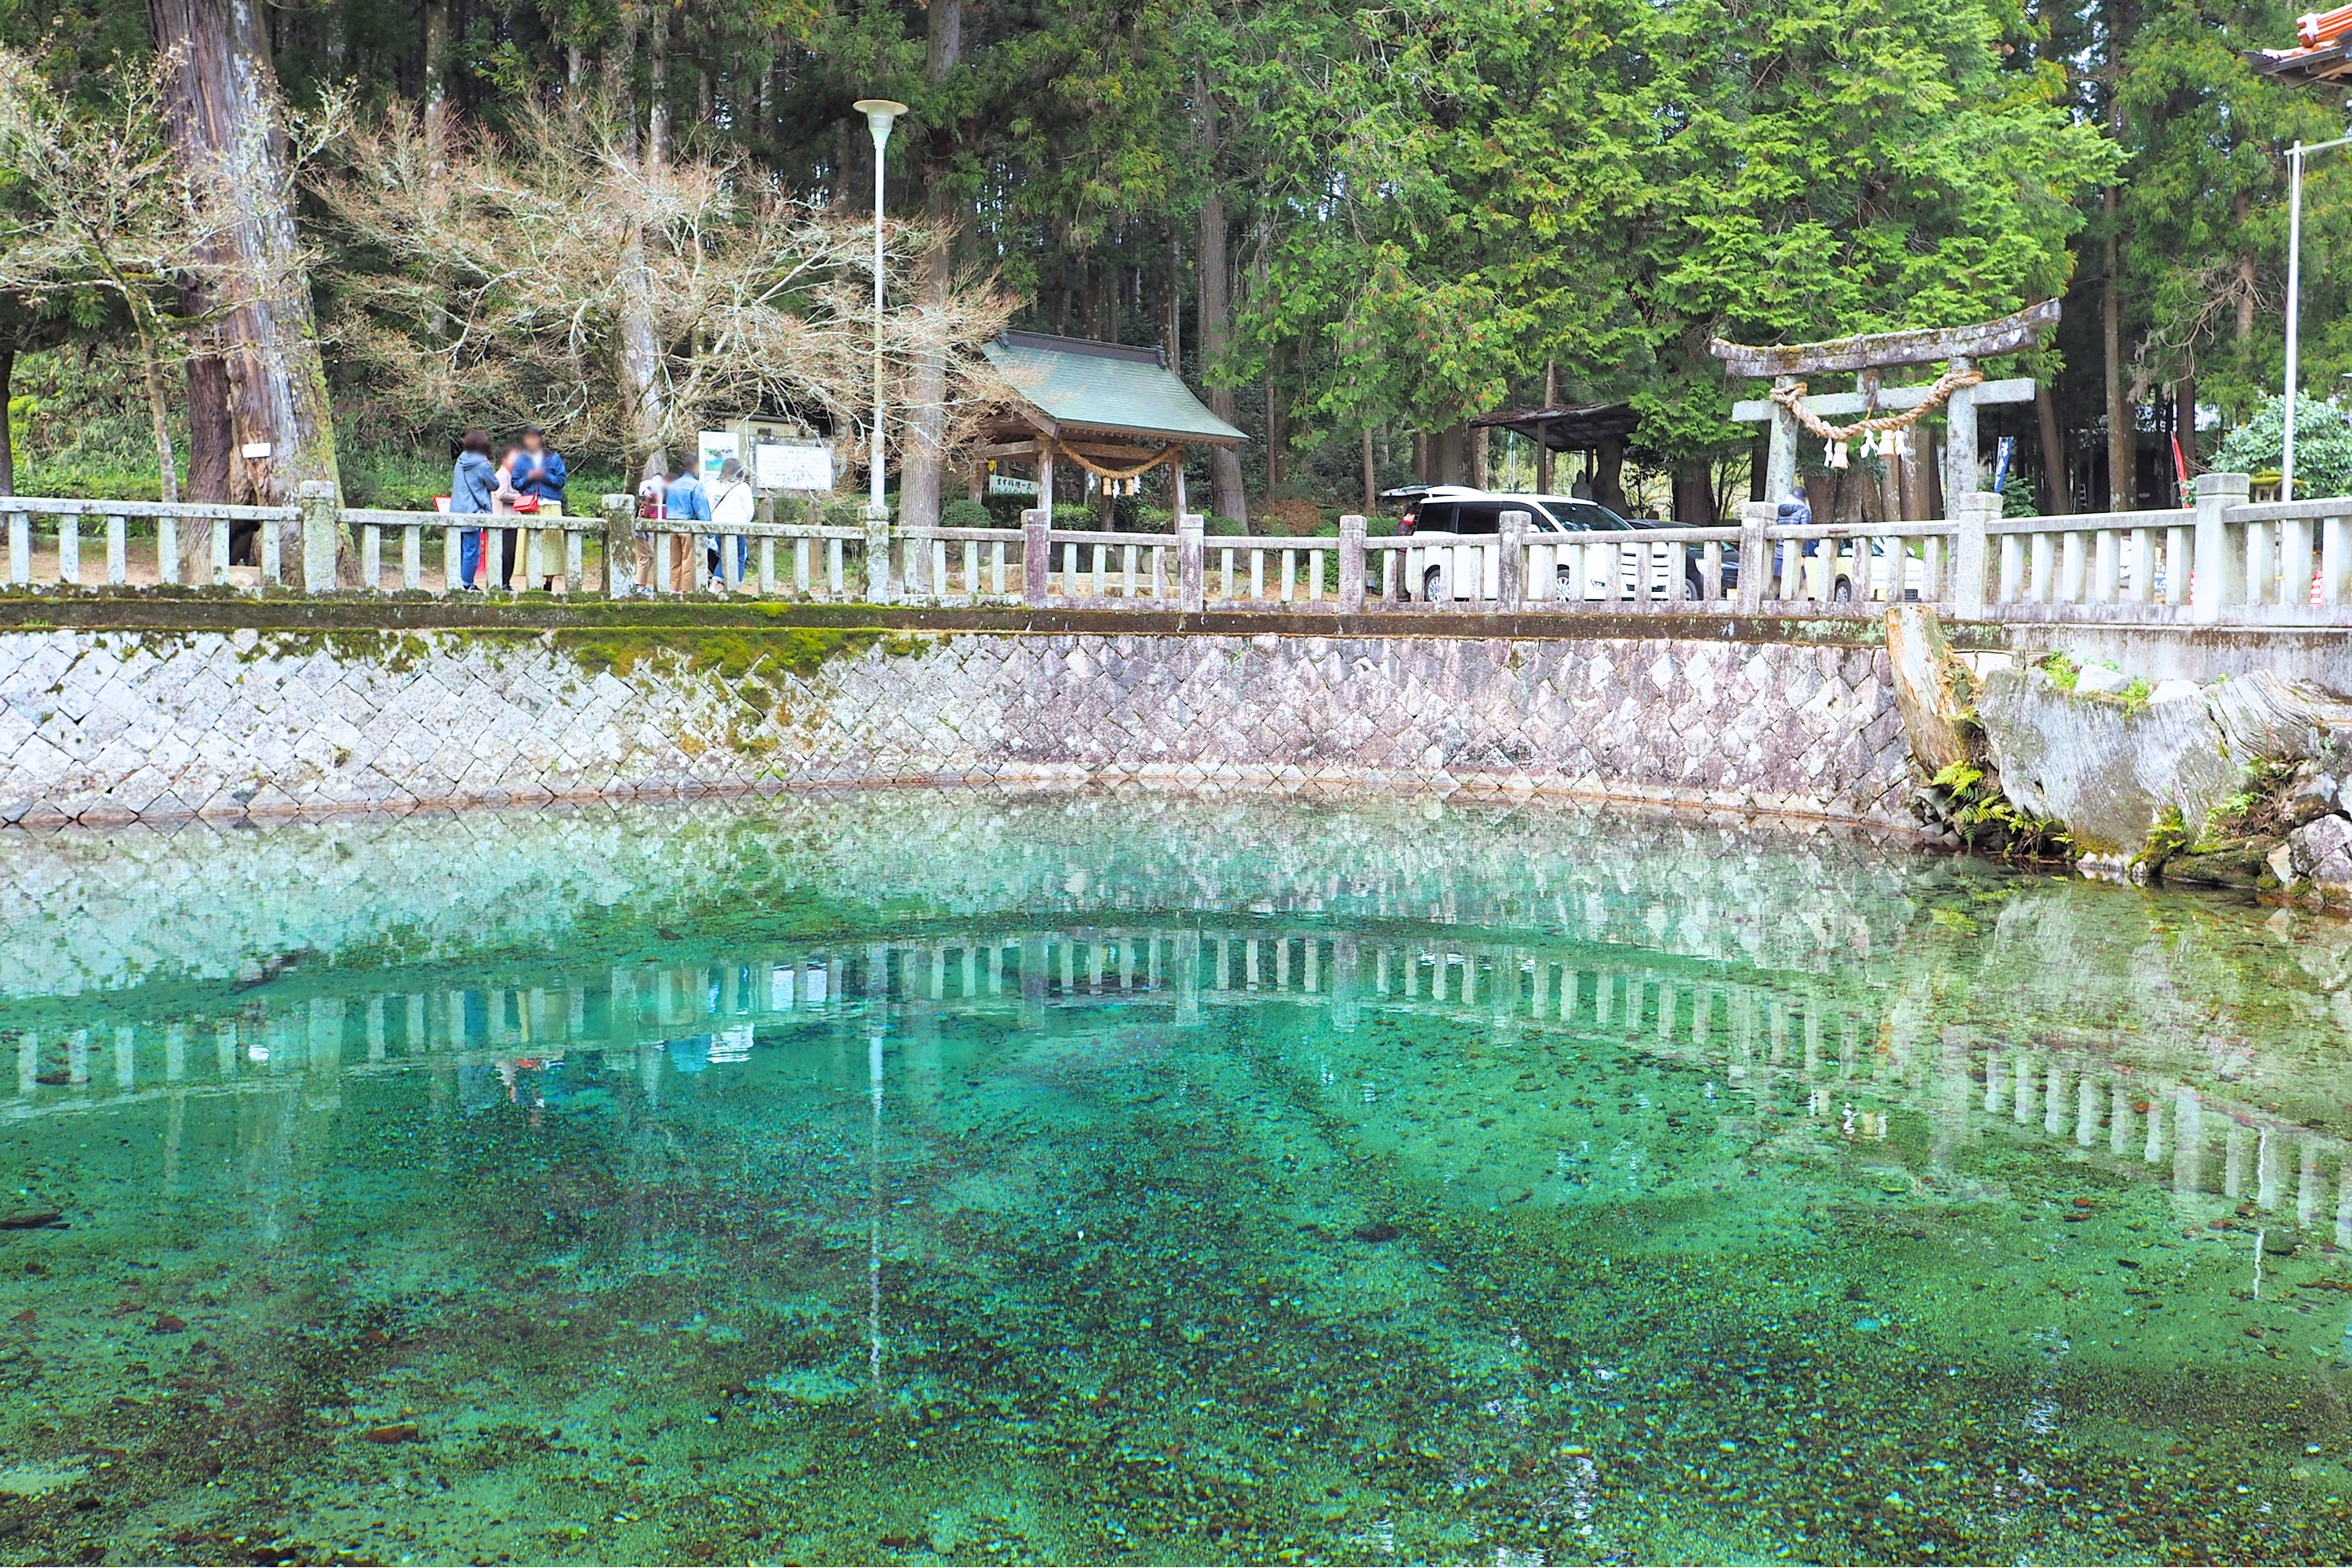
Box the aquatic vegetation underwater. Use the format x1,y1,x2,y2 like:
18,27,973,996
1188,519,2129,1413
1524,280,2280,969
2,792,2352,1564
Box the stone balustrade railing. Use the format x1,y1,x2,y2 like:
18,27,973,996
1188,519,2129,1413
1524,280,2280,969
2,473,2345,624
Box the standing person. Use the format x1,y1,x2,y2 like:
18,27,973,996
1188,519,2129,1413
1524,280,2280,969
707,457,754,591
512,427,569,590
663,459,711,595
491,444,525,589
634,469,667,593
1776,480,1815,597
451,429,498,590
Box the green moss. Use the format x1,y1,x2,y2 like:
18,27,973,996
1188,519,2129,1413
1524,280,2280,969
2037,650,2080,691
2137,806,2192,874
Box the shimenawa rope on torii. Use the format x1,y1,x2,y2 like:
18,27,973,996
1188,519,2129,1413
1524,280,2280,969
1769,365,1984,469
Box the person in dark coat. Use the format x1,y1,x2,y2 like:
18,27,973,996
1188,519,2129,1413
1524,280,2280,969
451,428,499,589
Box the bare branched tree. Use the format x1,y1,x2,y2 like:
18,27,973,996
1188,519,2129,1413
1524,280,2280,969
0,49,203,502
315,98,1015,489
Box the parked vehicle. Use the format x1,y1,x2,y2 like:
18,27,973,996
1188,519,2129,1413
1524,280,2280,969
1787,537,1928,603
1395,487,1738,602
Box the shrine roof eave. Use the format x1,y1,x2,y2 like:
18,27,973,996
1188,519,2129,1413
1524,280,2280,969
2246,42,2352,82
981,332,1246,448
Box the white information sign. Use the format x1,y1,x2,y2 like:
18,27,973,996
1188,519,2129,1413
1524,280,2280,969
755,441,834,492
698,430,741,482
988,473,1040,497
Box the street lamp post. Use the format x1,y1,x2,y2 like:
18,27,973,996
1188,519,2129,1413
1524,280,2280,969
853,98,907,529
2282,132,2352,499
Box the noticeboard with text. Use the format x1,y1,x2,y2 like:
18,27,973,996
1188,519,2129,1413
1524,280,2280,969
755,441,835,493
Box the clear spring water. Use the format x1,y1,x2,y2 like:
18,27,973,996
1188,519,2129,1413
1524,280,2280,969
3,792,2352,1566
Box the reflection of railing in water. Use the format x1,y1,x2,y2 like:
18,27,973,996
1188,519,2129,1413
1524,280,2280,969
9,927,2347,1241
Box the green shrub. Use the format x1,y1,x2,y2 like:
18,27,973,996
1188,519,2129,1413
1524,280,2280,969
939,498,993,530
1206,513,1248,536
2215,394,2352,495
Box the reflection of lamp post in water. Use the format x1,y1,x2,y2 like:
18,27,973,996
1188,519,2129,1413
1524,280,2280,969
863,940,890,1397
869,1027,884,1394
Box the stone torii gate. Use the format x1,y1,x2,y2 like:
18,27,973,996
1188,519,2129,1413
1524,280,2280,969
1712,299,2059,509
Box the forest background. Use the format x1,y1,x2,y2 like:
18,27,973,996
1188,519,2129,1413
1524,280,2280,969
0,0,2345,536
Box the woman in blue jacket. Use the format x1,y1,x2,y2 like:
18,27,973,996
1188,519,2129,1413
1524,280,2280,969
451,429,499,589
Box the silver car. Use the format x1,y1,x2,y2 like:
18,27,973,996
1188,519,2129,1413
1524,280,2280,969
1396,488,1723,602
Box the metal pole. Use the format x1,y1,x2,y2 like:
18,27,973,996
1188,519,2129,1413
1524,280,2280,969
2287,141,2305,501
872,144,886,516
852,100,906,521
2276,132,2352,502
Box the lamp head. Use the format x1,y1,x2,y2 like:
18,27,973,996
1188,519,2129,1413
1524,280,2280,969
853,98,908,150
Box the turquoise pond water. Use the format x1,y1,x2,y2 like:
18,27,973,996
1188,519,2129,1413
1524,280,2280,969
3,793,2352,1565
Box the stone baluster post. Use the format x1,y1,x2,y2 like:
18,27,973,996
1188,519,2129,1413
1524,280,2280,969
863,506,893,603
1952,491,1994,618
1338,514,1367,613
298,482,339,593
1737,500,1772,611
902,515,933,600
1178,512,1206,614
2193,471,2249,624
602,494,639,598
1023,508,1050,607
1498,510,1528,611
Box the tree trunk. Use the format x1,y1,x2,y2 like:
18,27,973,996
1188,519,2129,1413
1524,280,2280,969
1468,423,1488,489
898,0,963,541
1594,436,1625,513
613,0,664,484
150,0,343,578
2035,380,2069,514
420,0,448,135
181,280,233,509
2233,192,2254,342
2101,15,2132,514
1166,233,1180,366
1264,363,1284,487
0,347,12,495
646,0,668,168
1897,441,1928,521
130,311,182,506
619,229,667,484
2104,193,2129,510
1536,359,1556,493
1361,426,1375,514
1672,461,1715,525
1197,80,1245,524
1431,422,1467,485
2175,371,2198,495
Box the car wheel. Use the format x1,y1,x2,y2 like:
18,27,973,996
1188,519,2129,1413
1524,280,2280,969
1556,567,1577,602
1422,566,1446,603
1832,576,1854,604
1678,571,1702,602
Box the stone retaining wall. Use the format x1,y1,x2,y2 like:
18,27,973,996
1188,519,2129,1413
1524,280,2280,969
0,624,1913,826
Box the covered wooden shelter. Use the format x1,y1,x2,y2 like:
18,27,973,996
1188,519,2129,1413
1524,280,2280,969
1467,401,1641,510
976,332,1246,520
